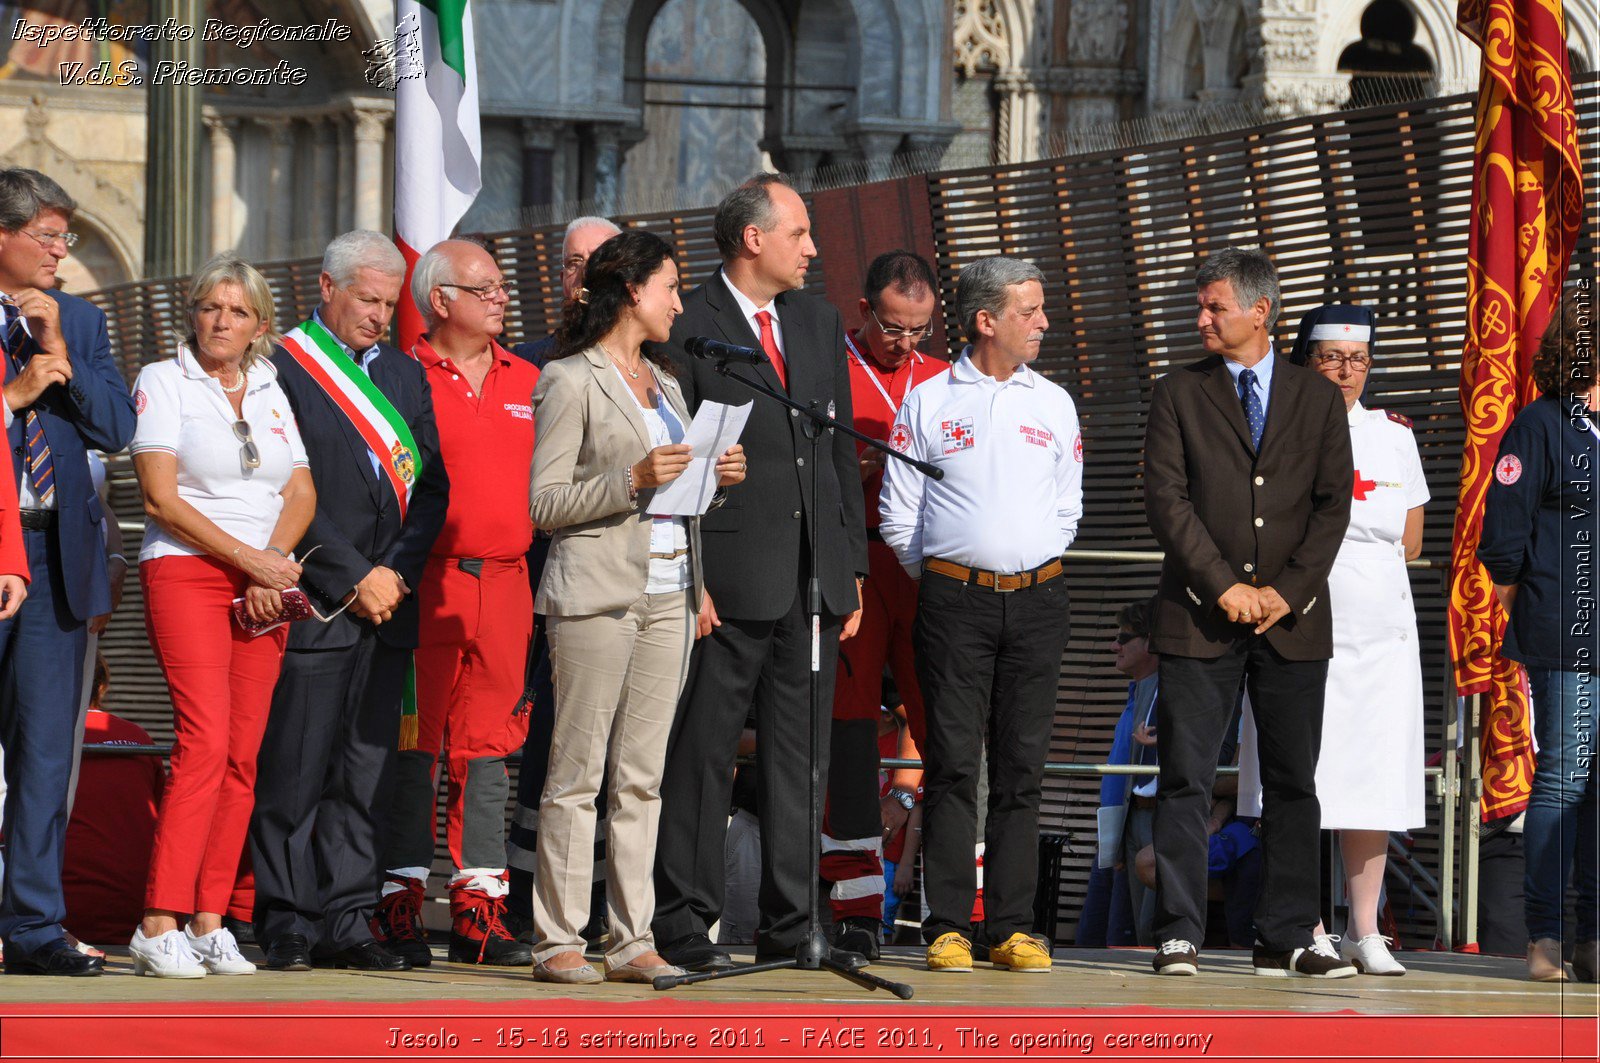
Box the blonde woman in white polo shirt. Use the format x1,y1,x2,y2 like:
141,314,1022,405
126,253,315,978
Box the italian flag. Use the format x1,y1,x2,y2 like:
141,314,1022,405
394,0,481,349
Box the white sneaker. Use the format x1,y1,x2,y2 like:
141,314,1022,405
1342,933,1406,976
185,926,256,975
130,928,207,978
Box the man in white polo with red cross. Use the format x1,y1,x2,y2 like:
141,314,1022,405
879,255,1082,974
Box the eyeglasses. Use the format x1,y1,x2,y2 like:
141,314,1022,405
561,256,587,276
440,280,513,301
20,228,77,250
1312,351,1371,370
869,307,934,343
1115,631,1144,645
233,420,261,472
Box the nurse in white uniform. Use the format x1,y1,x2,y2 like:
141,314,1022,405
1238,304,1428,976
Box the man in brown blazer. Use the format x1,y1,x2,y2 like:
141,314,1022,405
1142,248,1355,978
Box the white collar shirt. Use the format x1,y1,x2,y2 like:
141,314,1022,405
129,344,309,563
879,348,1084,576
313,309,382,477
720,268,785,358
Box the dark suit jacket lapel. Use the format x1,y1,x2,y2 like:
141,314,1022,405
706,272,787,395
774,290,811,402
1257,360,1300,453
1201,356,1258,455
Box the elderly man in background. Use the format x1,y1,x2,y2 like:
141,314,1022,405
250,230,449,974
511,216,621,369
880,255,1082,975
0,167,135,977
372,240,539,968
502,213,621,943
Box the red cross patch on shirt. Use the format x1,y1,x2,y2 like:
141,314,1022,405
941,417,975,455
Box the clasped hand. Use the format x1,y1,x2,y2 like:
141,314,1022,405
349,565,409,625
1217,583,1290,634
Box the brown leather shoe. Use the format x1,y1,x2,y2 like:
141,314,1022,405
1528,938,1570,982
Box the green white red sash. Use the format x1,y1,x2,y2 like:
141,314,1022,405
279,319,421,518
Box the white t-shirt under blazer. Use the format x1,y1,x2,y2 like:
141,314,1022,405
130,345,309,563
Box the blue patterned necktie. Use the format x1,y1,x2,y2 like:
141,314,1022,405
1238,367,1265,450
4,302,55,505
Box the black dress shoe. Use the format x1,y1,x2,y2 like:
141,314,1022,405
263,933,313,971
659,932,733,972
834,917,881,962
325,940,411,972
3,938,104,976
222,916,257,947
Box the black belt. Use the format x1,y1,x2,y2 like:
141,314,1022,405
17,509,55,530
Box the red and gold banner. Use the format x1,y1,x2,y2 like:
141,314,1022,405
1450,0,1583,820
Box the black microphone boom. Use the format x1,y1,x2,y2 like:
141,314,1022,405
684,336,767,365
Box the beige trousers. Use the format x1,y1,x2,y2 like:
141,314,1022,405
532,589,692,968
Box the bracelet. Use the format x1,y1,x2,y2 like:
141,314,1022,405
625,466,637,503
105,552,126,566
262,545,287,557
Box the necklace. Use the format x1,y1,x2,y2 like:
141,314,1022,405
219,368,246,394
601,343,642,379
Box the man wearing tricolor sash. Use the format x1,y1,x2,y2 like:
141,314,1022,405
249,231,448,973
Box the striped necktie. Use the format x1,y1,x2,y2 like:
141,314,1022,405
4,303,55,506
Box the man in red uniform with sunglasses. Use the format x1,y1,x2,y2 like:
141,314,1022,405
820,251,948,960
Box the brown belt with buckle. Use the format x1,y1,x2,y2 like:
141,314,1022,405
923,556,1064,592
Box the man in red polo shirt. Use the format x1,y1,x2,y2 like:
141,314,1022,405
821,251,949,960
372,240,539,967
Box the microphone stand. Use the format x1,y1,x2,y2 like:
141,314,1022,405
653,357,940,1000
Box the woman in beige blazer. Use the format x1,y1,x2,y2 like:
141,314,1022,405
528,230,745,984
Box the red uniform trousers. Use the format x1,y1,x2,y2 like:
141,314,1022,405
822,538,927,922
408,556,533,872
142,555,286,915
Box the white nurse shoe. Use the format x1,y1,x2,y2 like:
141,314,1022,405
1342,933,1407,976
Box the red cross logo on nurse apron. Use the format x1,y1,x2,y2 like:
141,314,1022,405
1353,470,1377,500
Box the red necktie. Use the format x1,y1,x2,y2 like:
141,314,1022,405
753,310,788,390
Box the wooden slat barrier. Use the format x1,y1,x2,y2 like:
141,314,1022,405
82,77,1599,948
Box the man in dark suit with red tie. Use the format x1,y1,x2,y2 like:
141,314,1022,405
1143,247,1355,979
652,174,868,971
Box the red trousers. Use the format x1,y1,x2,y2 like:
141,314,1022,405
833,540,925,747
142,555,286,915
411,557,533,871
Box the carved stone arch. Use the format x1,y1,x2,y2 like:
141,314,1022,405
1563,0,1600,76
1152,0,1205,104
1319,0,1474,91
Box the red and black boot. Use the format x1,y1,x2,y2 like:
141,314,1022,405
449,880,533,967
370,874,433,968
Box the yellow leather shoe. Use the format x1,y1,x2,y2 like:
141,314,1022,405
990,932,1051,973
926,931,973,973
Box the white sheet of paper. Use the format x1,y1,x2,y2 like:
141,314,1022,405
647,400,752,516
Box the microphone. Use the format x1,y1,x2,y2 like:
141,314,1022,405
684,336,767,365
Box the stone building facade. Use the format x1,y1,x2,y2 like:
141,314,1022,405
0,0,1591,287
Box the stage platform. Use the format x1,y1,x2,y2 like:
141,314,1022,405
5,944,1595,1015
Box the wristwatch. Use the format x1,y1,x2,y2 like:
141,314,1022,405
886,786,915,811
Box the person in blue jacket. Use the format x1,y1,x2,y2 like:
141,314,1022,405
0,167,135,976
1479,280,1599,984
